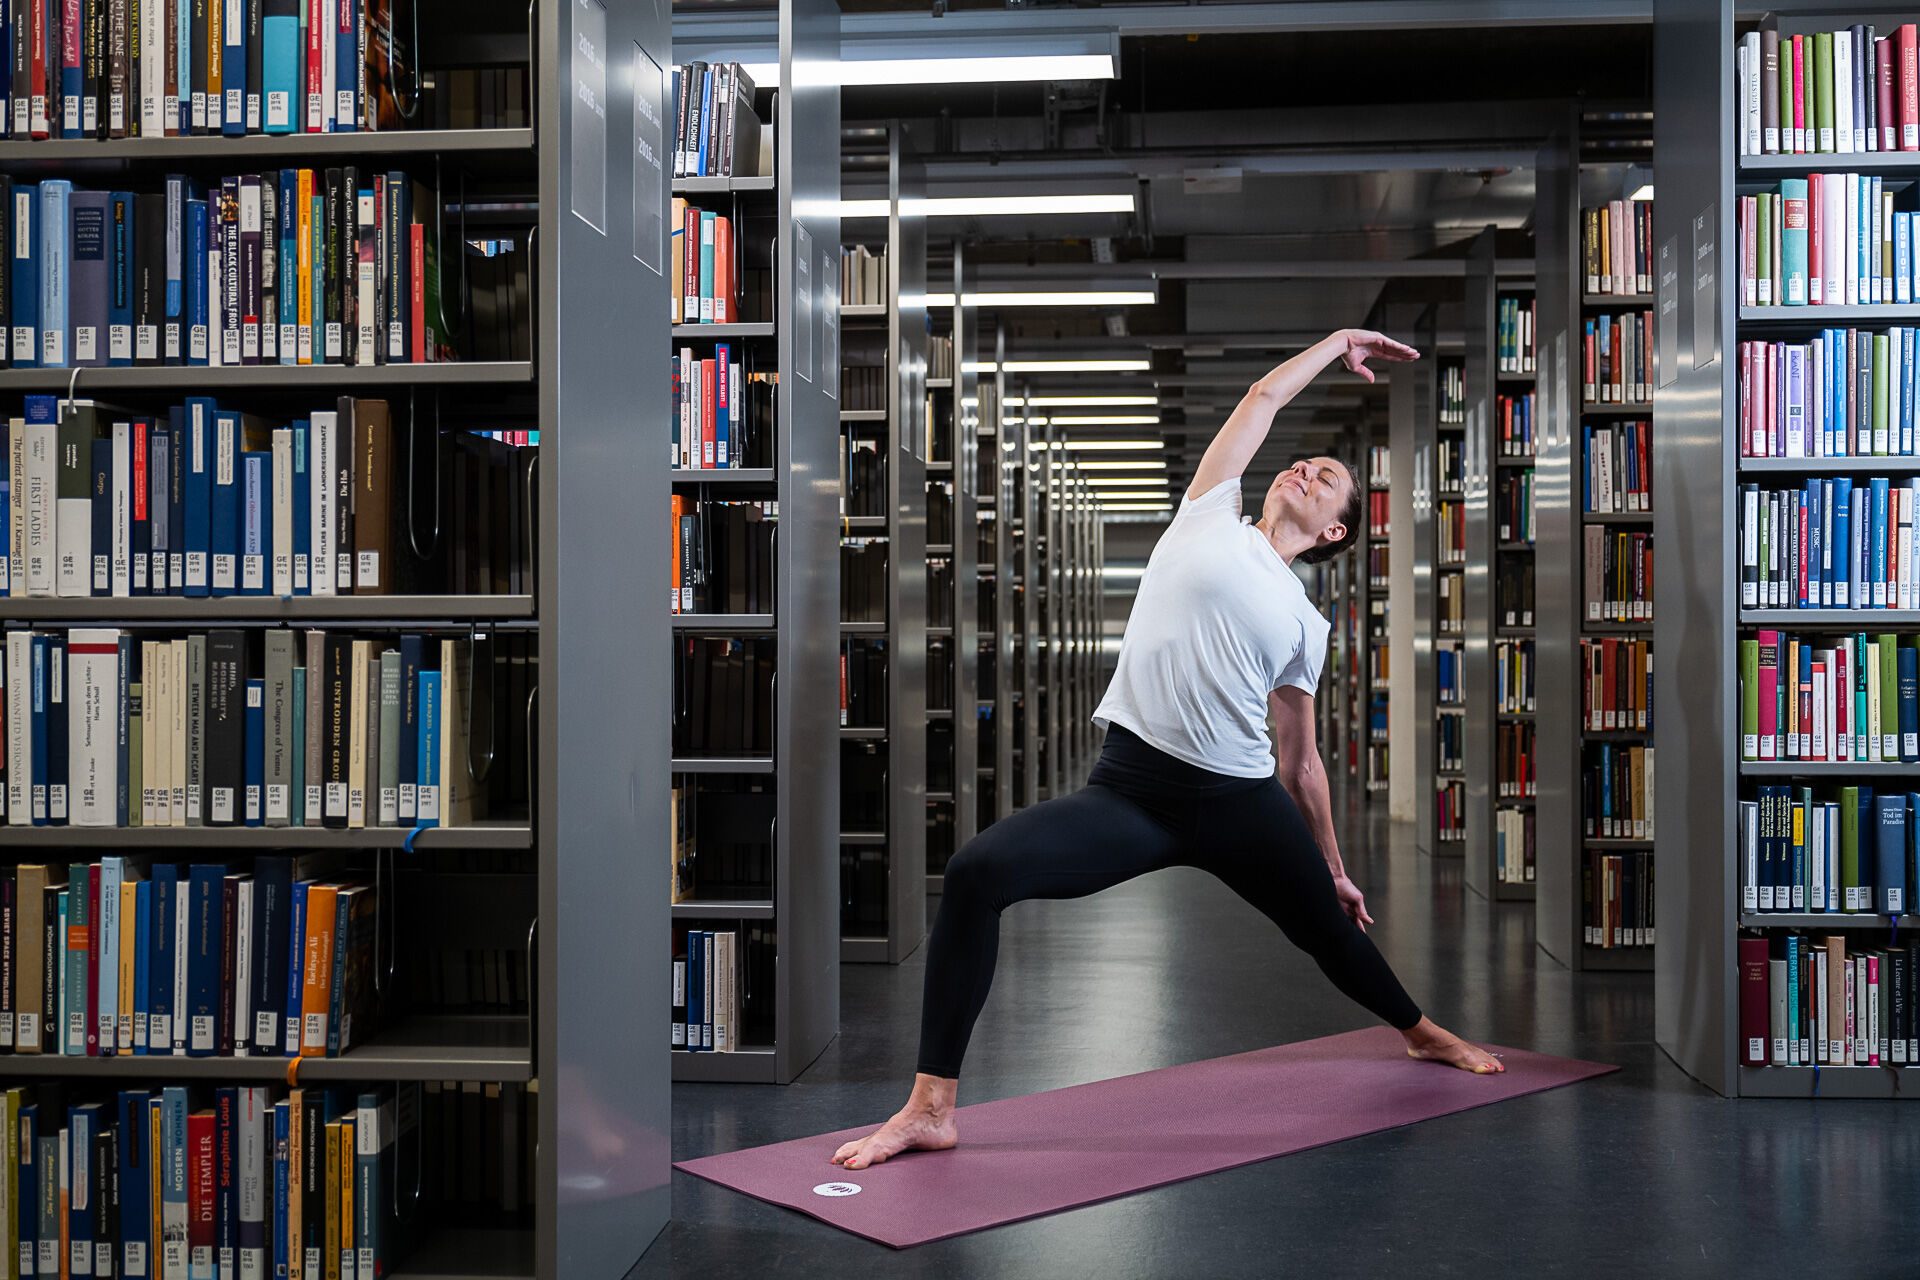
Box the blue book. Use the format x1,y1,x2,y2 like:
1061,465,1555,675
1832,478,1854,606
291,420,310,592
160,1087,190,1276
119,1090,153,1278
272,1102,291,1280
334,0,360,130
1786,933,1800,1061
1898,214,1913,305
185,864,226,1055
91,436,113,596
1872,477,1890,605
132,878,152,1053
109,191,136,365
1854,488,1869,607
149,863,178,1052
164,176,186,362
1911,795,1920,915
210,409,240,594
397,635,422,822
417,670,441,826
68,1102,102,1262
1806,479,1823,605
715,344,731,463
39,179,70,367
687,929,705,1050
283,881,306,1054
263,3,300,133
290,666,306,827
222,8,248,137
58,18,80,138
1878,792,1908,915
1902,645,1920,762
29,633,47,823
46,632,65,824
244,677,264,826
355,1092,388,1280
17,1103,39,1273
242,449,268,594
185,400,215,595
697,68,713,176
276,170,297,364
9,182,37,369
185,198,209,365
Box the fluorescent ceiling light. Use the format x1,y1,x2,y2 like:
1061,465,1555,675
964,359,1152,373
1046,415,1160,426
1099,502,1174,512
1074,459,1167,471
1009,395,1158,407
1055,440,1163,451
1629,184,1654,201
844,194,1135,220
918,291,1154,309
840,53,1115,86
1094,493,1171,502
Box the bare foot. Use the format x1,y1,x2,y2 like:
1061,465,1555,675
831,1106,959,1170
1402,1018,1506,1074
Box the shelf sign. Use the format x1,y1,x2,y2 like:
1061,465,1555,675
1658,234,1679,388
794,223,814,382
631,41,665,273
570,0,608,235
1552,330,1568,449
1691,205,1717,370
822,254,839,400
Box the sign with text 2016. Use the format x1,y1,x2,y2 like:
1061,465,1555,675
571,0,608,235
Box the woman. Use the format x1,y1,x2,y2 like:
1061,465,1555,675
833,328,1503,1173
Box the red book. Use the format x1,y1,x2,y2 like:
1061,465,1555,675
1739,937,1770,1067
133,424,149,591
189,1109,217,1277
408,223,426,364
1793,35,1806,152
28,0,47,138
1808,173,1824,303
86,863,102,1055
1878,36,1898,151
1902,25,1919,150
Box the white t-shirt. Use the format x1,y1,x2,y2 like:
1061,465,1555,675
1092,477,1330,778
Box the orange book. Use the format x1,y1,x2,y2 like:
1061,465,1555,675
299,885,340,1057
670,494,684,613
714,216,733,323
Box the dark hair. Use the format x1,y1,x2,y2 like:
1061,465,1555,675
1292,459,1363,565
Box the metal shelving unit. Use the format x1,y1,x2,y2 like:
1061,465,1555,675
984,328,1015,828
672,0,842,1085
838,124,927,965
1423,317,1468,856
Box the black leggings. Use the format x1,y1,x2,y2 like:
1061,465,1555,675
916,724,1424,1078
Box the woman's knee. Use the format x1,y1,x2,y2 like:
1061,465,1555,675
942,829,1015,905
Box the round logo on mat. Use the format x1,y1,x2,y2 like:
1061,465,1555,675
812,1182,863,1198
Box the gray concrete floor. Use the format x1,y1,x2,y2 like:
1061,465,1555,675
632,793,1920,1278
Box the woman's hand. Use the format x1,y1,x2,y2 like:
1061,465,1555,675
1333,873,1375,931
1338,329,1420,383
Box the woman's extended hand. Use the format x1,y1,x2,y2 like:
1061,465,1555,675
1333,873,1375,931
1338,329,1421,383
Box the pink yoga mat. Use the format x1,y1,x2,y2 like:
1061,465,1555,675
675,1026,1617,1248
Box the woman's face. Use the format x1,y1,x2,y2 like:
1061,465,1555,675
1263,456,1352,547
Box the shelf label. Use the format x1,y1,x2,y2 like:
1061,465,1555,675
1691,206,1717,371
794,223,814,382
631,41,666,274
1552,330,1568,448
822,256,839,400
570,0,609,236
1659,234,1679,388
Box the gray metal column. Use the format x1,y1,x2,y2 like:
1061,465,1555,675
1388,358,1420,824
952,245,981,848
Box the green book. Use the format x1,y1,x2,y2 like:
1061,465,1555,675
1780,37,1797,152
1757,193,1774,304
1840,784,1862,909
1880,634,1900,759
1814,31,1835,152
1874,334,1892,455
1741,637,1760,760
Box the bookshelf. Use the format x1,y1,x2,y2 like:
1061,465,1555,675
984,328,1015,828
1014,402,1042,811
924,245,980,898
0,0,672,1270
1468,231,1540,902
1653,2,1920,1097
1366,426,1393,794
672,0,842,1086
837,124,928,965
1428,330,1469,855
1387,336,1423,826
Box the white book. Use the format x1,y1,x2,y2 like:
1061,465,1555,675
311,412,337,597
357,193,378,365
1824,174,1845,307
271,429,294,596
7,418,24,593
138,639,157,826
1810,806,1826,912
69,629,121,827
348,642,369,828
239,1088,269,1280
23,415,56,596
107,421,130,597
233,877,253,1057
172,872,190,1052
154,637,174,827
1814,945,1828,1061
1834,32,1855,153
171,639,189,824
5,635,30,825
240,182,262,361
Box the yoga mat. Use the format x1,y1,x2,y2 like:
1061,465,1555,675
675,1026,1617,1248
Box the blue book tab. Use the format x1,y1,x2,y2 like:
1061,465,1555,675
334,0,360,130
185,198,209,365
263,3,300,133
39,178,70,367
1872,477,1890,604
91,436,113,596
161,1087,190,1276
1878,793,1908,915
120,1090,153,1278
397,635,422,822
417,670,441,827
244,677,265,825
1902,645,1920,762
10,182,38,369
109,191,136,365
290,666,306,828
149,863,179,1052
222,7,248,136
132,878,151,1053
291,420,310,592
210,409,240,594
242,449,268,594
185,864,225,1055
272,1102,291,1280
283,881,306,1054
